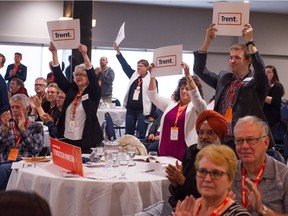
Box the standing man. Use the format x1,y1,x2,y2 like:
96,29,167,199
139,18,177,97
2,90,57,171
4,52,27,88
233,116,288,215
0,94,44,190
0,53,9,125
193,23,272,150
95,56,115,103
113,42,157,139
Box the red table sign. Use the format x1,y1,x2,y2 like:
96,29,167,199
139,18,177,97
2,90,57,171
50,138,83,176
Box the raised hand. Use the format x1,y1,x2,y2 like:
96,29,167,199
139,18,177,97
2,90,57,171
172,195,196,216
242,24,254,42
165,160,185,186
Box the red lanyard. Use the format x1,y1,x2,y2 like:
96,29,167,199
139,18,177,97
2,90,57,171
136,77,142,90
241,163,265,208
70,92,82,120
195,195,230,216
229,80,235,104
12,119,30,148
174,103,187,127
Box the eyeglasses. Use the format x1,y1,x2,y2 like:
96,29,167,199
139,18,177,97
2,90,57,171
34,84,46,87
75,73,86,77
196,168,226,180
235,136,266,146
197,130,216,136
56,96,65,100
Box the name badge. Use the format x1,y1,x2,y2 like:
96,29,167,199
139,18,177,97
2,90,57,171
133,89,140,101
67,120,77,133
82,94,89,101
8,148,19,161
170,127,178,141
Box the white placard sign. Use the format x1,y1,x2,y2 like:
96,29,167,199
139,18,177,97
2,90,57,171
47,19,80,49
213,2,250,36
115,22,125,46
152,45,183,77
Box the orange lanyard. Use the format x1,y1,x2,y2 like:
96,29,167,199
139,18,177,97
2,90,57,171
12,119,30,148
174,103,187,127
136,77,142,90
241,163,265,208
195,195,230,216
70,92,82,120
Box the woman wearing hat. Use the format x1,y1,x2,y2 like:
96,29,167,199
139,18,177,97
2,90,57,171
148,62,206,161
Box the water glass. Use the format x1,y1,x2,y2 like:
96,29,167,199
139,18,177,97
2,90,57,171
127,146,136,166
118,152,129,179
148,151,158,163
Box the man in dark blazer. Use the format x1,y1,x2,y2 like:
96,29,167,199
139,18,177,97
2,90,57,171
193,23,274,150
4,52,27,88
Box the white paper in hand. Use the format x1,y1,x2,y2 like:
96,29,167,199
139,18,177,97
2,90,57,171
115,22,125,46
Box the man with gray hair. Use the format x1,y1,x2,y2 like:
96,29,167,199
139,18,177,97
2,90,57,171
233,116,288,215
0,94,44,190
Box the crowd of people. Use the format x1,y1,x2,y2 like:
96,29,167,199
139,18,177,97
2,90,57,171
0,22,287,216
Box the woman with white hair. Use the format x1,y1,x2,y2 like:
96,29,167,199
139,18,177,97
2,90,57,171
49,43,102,153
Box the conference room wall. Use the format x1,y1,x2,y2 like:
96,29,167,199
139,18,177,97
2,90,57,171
0,1,287,100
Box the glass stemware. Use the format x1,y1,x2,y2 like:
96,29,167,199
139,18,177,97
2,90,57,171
118,152,129,179
127,146,136,166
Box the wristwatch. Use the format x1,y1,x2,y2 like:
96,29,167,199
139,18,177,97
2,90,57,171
261,204,268,215
246,40,256,47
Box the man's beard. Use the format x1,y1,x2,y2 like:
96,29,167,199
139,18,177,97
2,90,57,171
197,137,221,150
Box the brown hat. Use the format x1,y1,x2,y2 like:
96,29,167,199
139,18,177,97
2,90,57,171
196,110,228,140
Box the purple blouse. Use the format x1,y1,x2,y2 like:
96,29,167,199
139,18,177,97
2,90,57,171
159,103,187,161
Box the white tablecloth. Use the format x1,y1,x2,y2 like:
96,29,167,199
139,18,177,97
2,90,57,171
97,106,126,127
7,156,177,216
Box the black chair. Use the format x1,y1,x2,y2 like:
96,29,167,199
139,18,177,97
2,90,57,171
112,98,121,106
102,112,116,141
266,148,285,164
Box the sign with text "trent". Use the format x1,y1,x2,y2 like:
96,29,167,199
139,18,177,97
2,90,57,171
47,19,80,49
213,2,250,36
152,45,183,77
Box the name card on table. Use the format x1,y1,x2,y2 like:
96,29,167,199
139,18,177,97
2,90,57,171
50,138,83,176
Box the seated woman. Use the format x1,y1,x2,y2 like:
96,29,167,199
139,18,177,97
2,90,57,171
173,145,250,216
148,62,206,161
48,43,103,153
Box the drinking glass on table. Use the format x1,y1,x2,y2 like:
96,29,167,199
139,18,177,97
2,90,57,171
118,152,129,179
148,151,158,163
127,146,136,166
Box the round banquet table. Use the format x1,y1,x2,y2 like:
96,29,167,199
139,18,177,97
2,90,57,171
6,156,176,216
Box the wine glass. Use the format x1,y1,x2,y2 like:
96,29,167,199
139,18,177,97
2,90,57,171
127,146,136,166
118,152,129,179
148,151,158,163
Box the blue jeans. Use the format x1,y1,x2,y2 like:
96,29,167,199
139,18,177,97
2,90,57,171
0,162,12,190
125,109,148,139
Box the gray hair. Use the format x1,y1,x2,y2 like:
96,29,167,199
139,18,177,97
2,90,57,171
10,94,30,108
234,116,269,137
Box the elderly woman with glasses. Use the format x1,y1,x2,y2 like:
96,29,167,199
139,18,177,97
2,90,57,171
48,43,103,153
173,144,250,216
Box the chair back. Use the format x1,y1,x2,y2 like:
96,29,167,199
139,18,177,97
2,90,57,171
103,112,116,141
112,98,121,106
266,148,285,164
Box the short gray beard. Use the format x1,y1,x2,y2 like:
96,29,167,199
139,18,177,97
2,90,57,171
197,137,221,150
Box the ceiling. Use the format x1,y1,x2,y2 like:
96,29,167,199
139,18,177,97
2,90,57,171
95,0,288,14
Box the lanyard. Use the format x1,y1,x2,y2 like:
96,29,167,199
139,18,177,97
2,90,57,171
12,119,30,148
241,162,265,208
195,195,230,216
174,103,187,127
136,77,142,90
229,80,235,104
70,92,82,121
